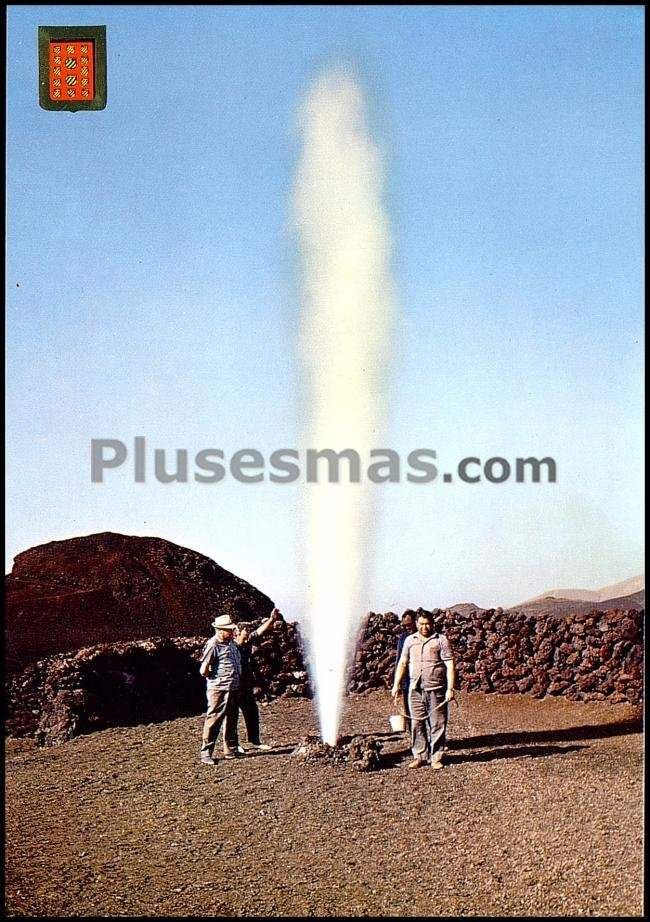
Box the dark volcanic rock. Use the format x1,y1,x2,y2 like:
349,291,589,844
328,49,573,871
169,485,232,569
290,734,383,771
5,532,274,671
5,538,644,748
6,622,311,746
347,607,643,707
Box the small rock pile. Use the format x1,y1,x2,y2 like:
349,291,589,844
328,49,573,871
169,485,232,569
290,734,383,771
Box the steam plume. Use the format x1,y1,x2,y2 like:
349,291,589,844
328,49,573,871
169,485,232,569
294,69,395,744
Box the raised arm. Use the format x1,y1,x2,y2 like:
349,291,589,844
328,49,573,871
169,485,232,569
254,607,281,638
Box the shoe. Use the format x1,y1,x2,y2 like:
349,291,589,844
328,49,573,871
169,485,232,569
430,760,444,770
248,743,272,751
223,749,243,760
200,755,216,765
407,758,426,769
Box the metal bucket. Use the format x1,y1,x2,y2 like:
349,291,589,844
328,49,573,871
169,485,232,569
389,713,406,732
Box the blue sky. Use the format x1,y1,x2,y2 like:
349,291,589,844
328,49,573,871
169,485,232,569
6,5,644,610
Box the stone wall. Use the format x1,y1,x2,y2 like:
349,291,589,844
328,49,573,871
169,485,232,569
350,607,644,705
6,622,308,745
6,607,643,745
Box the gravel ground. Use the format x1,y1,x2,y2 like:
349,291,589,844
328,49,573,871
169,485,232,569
5,690,643,917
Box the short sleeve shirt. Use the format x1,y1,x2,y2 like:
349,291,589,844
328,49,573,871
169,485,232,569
400,632,453,690
201,638,241,691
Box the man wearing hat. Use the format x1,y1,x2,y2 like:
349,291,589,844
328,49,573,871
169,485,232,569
198,613,242,765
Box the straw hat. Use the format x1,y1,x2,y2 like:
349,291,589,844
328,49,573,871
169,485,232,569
212,614,237,631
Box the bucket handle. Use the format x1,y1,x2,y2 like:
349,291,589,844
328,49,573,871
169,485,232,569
392,692,459,720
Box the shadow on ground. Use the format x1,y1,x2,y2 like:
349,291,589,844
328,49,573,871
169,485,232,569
241,745,295,758
455,716,642,750
377,741,587,770
446,743,587,764
371,715,642,771
347,720,643,771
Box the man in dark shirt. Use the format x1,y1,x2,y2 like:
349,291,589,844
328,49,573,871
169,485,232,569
225,607,283,752
395,612,416,726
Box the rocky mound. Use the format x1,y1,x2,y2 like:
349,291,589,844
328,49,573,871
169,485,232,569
5,533,274,671
290,734,384,771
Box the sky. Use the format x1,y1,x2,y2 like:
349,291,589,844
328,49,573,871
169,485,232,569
6,5,644,612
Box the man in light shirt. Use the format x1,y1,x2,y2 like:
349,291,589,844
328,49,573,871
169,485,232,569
391,611,456,770
198,613,242,765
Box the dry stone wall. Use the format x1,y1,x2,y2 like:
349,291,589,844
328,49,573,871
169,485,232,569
349,607,643,706
6,607,643,745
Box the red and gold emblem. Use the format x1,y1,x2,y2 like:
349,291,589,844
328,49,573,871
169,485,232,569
49,41,94,101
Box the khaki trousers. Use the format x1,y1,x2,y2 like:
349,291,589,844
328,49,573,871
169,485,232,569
201,686,239,757
408,683,447,763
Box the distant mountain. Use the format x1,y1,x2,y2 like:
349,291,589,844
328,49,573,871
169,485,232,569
444,602,485,616
599,589,645,610
517,574,644,607
444,580,644,619
507,589,645,618
594,575,645,601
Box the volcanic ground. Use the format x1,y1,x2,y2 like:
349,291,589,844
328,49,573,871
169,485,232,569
5,690,643,917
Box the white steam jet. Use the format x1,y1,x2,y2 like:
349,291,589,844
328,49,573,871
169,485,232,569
294,69,395,745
